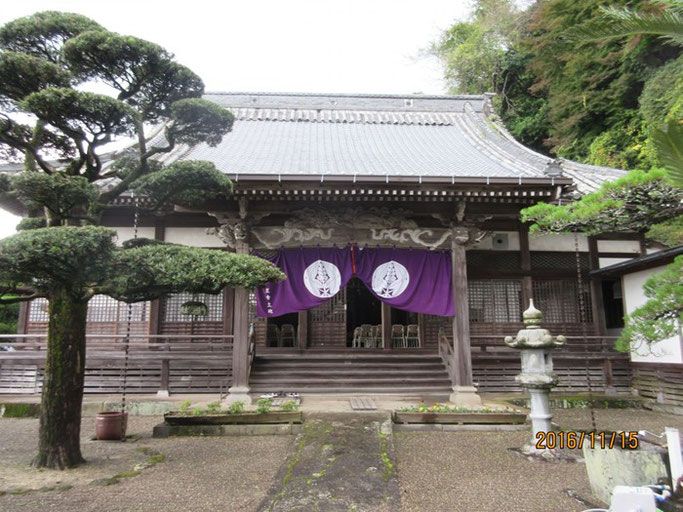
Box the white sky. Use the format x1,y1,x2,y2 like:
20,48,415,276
0,0,472,239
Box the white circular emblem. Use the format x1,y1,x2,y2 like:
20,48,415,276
303,260,342,298
371,261,410,299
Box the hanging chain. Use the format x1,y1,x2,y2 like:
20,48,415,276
574,232,597,432
120,192,140,439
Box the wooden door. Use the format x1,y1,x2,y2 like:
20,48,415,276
309,288,347,348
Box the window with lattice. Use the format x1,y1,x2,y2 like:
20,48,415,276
310,288,347,323
468,280,522,323
29,296,149,323
531,252,589,272
467,251,521,271
163,293,223,322
532,279,592,324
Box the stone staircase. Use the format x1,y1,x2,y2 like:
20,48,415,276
249,350,452,394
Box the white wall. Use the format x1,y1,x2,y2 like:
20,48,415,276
528,233,589,252
113,227,226,248
114,227,155,245
597,240,641,254
164,227,225,248
624,266,682,364
599,257,632,269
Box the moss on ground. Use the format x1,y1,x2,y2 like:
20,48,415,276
1,483,72,495
90,446,166,487
0,403,40,418
378,433,396,482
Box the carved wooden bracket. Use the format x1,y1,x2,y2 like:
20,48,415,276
451,226,490,248
207,200,271,248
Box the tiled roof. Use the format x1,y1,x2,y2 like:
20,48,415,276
159,92,627,194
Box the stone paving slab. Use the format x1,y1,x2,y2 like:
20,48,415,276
258,412,400,512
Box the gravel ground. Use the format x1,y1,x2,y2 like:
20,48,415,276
395,408,683,512
1,407,682,512
0,416,293,512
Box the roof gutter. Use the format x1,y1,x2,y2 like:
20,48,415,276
228,173,574,186
591,246,683,277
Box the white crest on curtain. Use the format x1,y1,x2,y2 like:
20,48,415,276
372,261,410,298
303,260,342,298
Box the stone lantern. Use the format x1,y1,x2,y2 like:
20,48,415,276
505,299,566,454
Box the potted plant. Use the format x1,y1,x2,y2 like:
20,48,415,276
95,410,128,440
392,403,526,425
162,399,303,426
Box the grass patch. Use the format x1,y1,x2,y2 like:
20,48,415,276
0,403,40,418
1,483,72,495
134,447,166,466
378,433,396,482
7,487,31,495
112,470,141,479
91,477,121,487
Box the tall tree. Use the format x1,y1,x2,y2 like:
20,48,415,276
0,12,284,469
432,0,681,168
564,0,683,46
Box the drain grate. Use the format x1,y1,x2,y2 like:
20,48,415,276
349,397,377,410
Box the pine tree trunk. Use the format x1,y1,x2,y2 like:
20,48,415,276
32,289,88,469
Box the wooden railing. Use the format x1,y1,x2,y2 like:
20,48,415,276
0,334,234,395
437,330,631,393
437,328,456,383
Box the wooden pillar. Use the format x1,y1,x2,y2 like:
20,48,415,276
638,232,647,255
519,223,533,312
588,236,613,393
226,237,252,404
17,301,29,335
298,310,308,350
587,236,606,334
149,218,167,397
222,287,235,337
148,218,165,342
159,359,170,397
381,302,392,350
450,228,480,405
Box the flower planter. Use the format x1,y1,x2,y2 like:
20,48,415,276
163,411,303,425
95,411,128,440
392,411,526,425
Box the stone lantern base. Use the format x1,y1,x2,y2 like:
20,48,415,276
449,386,482,406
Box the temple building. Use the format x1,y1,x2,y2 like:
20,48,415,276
5,92,649,404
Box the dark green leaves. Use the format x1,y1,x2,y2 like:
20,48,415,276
62,31,204,122
652,120,683,187
21,88,136,139
105,245,286,302
0,11,103,63
0,52,72,107
169,98,234,147
0,226,116,294
521,169,683,235
616,255,683,350
131,161,233,209
563,3,683,47
0,225,285,304
16,217,47,231
10,172,98,224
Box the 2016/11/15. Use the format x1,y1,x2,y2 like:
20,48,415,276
536,431,639,450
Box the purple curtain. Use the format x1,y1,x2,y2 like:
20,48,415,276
354,247,454,316
256,247,354,317
256,246,453,318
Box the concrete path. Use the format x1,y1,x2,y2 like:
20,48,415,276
258,412,401,512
